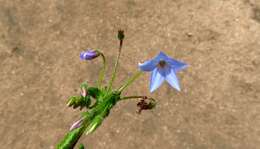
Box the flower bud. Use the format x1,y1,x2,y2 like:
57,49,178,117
118,30,124,41
81,88,87,97
69,118,84,131
80,49,100,60
136,98,156,114
80,83,88,98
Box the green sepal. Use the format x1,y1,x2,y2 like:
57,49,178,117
85,115,104,135
87,87,100,99
67,96,82,107
67,96,87,110
84,96,91,108
84,102,113,135
81,109,96,121
56,126,85,149
80,82,88,90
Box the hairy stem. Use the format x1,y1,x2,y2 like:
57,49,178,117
97,52,106,88
107,30,124,91
107,42,123,91
119,96,146,101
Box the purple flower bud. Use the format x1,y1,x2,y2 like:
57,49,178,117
81,87,87,97
69,118,84,131
80,49,100,60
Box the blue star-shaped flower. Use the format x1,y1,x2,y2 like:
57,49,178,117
139,52,188,92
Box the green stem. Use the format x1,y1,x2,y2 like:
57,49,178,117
107,43,123,91
119,95,146,101
97,52,106,88
56,126,86,149
56,108,97,149
117,71,143,92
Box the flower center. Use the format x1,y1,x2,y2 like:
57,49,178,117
157,60,167,68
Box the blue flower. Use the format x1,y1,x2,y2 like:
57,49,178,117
80,49,100,60
139,52,188,92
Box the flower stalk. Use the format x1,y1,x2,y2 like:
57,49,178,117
119,95,147,101
107,30,125,91
96,51,106,88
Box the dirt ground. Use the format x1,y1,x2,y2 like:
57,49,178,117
0,0,260,149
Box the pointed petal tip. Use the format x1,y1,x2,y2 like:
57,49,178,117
138,60,156,71
182,62,189,68
159,51,165,55
168,83,181,92
176,87,181,92
149,82,158,93
149,87,156,93
165,68,182,91
158,51,167,57
149,68,165,92
173,83,181,92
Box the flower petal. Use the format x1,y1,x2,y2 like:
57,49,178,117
153,51,169,63
138,59,157,71
165,67,181,91
167,57,188,72
80,49,99,60
80,52,86,60
150,68,165,92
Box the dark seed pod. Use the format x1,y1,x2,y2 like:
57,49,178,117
137,98,156,114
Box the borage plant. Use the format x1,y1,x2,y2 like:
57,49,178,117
56,30,188,149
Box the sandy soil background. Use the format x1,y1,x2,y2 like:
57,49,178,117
0,0,260,149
